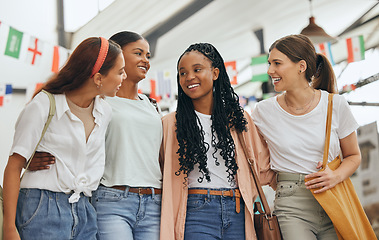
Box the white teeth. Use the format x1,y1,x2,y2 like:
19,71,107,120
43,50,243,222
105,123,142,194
138,66,146,70
188,84,199,89
272,77,281,82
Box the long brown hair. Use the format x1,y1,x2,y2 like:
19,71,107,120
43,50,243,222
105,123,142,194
269,34,337,93
34,37,121,97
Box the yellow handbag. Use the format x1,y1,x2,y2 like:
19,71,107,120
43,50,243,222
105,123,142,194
307,93,377,240
0,90,56,239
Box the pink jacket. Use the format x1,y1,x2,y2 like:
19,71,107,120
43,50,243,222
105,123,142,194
159,111,276,240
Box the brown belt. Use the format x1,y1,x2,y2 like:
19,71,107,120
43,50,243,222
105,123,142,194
110,186,162,195
188,189,241,213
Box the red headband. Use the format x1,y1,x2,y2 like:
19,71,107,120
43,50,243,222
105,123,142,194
91,37,109,77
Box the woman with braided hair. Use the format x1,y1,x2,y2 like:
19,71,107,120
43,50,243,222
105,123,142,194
160,43,276,240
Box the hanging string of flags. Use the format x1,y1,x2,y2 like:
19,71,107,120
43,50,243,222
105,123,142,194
0,19,367,105
1,23,70,71
0,21,71,107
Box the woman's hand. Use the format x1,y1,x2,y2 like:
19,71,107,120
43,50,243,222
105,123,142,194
26,151,55,171
304,161,342,194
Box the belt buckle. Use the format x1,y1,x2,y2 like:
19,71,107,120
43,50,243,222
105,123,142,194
138,188,143,195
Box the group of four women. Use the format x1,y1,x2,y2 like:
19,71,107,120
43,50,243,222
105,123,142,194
3,31,361,240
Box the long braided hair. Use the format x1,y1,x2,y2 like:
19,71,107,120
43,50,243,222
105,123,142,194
175,43,247,184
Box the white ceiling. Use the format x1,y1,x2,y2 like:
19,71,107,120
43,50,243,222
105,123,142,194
71,0,379,97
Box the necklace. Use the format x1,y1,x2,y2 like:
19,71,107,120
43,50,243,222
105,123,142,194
284,89,315,114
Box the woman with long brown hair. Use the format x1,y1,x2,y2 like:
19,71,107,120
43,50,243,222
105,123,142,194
3,37,126,240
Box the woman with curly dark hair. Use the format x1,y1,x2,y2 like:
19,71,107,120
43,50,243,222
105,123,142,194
160,43,276,240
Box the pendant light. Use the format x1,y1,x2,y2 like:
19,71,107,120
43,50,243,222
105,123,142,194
300,0,336,44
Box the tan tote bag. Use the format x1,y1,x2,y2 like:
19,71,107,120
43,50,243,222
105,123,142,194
306,93,376,240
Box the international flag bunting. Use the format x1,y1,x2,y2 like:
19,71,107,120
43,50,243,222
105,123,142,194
4,27,23,59
346,35,365,63
251,55,269,82
225,61,237,85
0,84,12,106
26,36,43,66
315,42,335,65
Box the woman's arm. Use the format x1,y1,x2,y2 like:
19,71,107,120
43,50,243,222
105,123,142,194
3,153,26,240
305,131,361,193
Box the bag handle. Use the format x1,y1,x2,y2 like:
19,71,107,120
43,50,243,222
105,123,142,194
21,90,56,179
321,93,334,170
237,131,272,216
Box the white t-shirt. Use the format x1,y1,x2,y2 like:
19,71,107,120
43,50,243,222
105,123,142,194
101,94,163,188
252,90,359,174
11,92,112,203
188,111,237,188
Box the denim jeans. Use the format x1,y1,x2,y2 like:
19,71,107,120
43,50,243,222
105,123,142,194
184,188,245,240
274,177,338,240
91,185,161,240
16,188,97,240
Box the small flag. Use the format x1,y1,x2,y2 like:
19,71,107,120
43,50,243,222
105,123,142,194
0,84,12,106
342,84,356,93
157,70,171,98
149,79,161,102
251,55,269,82
225,61,238,85
26,36,43,66
315,42,335,65
51,45,70,73
346,35,365,63
4,27,23,59
51,46,60,73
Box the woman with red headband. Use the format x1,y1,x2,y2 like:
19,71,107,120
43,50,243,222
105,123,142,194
27,31,162,240
3,37,126,240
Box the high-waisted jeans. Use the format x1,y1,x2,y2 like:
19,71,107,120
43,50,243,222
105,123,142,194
184,188,245,240
91,185,161,240
16,188,97,240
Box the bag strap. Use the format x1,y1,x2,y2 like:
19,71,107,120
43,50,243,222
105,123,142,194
321,93,334,170
21,90,56,179
237,131,272,216
148,97,160,114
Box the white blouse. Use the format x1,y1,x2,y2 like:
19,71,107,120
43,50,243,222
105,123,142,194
10,92,112,203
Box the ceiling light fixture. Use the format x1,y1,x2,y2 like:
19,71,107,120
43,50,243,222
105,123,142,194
300,0,336,44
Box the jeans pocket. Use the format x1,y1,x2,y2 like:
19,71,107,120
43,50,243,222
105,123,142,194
152,194,162,205
186,195,208,211
17,189,44,228
93,188,123,202
275,182,299,198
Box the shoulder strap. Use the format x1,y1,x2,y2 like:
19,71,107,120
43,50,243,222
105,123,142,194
22,90,56,178
322,93,334,169
148,97,160,114
237,131,272,215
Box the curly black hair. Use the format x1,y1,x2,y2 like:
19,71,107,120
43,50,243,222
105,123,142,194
175,43,247,185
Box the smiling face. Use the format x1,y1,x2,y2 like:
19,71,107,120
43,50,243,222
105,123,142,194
267,48,305,92
121,39,150,83
178,51,219,105
100,53,126,97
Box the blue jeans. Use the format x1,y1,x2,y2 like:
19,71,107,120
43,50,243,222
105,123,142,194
184,188,245,240
91,185,161,240
16,189,97,240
